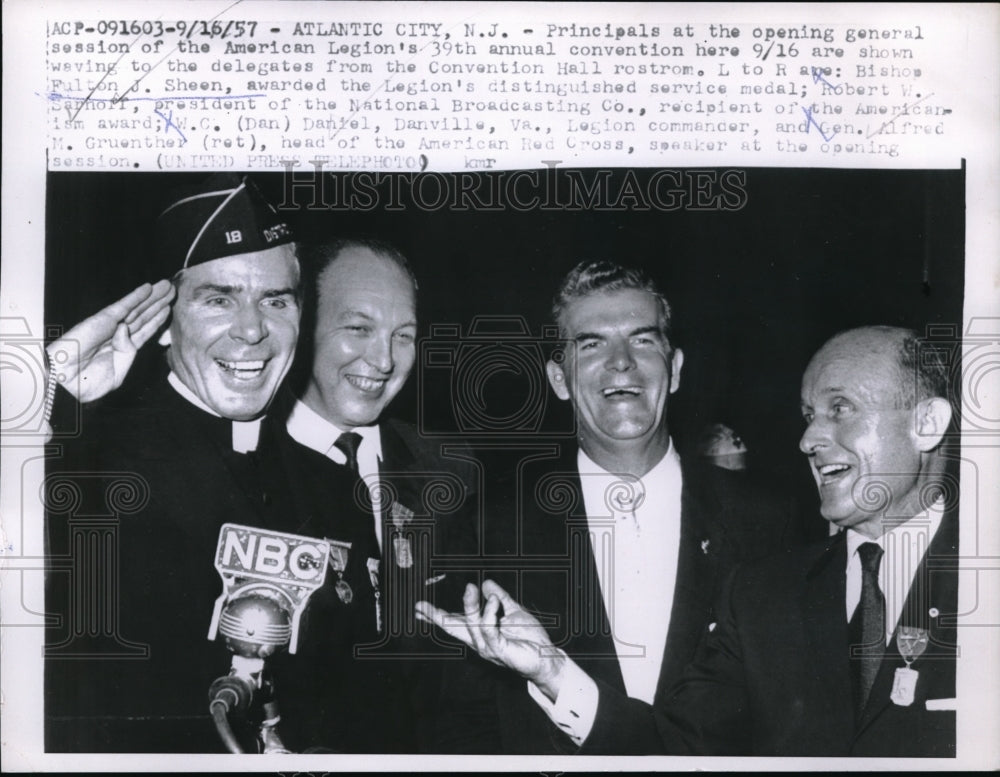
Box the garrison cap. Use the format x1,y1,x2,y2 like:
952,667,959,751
157,174,294,272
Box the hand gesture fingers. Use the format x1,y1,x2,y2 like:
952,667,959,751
47,280,174,403
122,280,175,348
415,586,480,649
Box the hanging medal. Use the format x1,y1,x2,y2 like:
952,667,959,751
891,625,929,706
390,501,415,569
325,539,353,604
392,533,414,568
367,557,383,633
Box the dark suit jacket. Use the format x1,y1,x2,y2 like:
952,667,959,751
432,441,798,753
44,377,377,753
358,417,480,654
582,512,959,757
275,412,481,753
356,418,481,753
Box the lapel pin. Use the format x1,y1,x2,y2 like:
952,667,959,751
701,539,711,555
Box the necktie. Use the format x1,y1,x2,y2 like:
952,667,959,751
849,541,885,717
334,432,363,474
334,431,383,634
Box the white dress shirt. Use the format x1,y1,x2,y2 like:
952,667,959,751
528,443,684,743
286,398,385,550
845,499,945,643
167,371,261,453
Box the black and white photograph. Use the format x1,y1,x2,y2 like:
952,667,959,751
2,1,998,772
37,165,967,757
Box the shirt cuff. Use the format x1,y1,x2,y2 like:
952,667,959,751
526,655,599,746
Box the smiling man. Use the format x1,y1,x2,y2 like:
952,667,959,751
281,237,479,752
162,249,299,421
44,176,375,754
421,324,959,757
421,260,796,753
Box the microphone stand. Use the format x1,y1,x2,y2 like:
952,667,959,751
208,594,294,753
207,524,342,754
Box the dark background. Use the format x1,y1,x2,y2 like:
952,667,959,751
45,168,965,538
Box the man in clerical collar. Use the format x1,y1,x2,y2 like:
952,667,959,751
48,173,300,438
44,176,375,754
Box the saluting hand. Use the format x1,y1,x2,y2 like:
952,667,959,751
415,579,567,702
46,280,175,403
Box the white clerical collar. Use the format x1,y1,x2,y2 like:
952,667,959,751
286,398,383,464
166,371,261,453
846,497,946,558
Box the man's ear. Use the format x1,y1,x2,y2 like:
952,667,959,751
546,359,570,401
913,396,952,451
668,348,684,394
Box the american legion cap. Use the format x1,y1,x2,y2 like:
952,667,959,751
156,174,295,273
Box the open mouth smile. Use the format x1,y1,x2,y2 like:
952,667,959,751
816,462,852,485
216,359,267,380
346,375,388,394
602,386,642,398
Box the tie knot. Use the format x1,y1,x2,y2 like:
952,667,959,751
857,542,883,573
334,432,363,472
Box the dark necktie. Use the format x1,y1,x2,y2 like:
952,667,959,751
849,541,885,718
334,432,363,474
334,431,383,635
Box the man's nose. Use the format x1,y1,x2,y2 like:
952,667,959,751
604,338,636,371
229,304,267,344
365,332,394,373
799,416,830,454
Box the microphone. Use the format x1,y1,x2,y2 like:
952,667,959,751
209,591,293,753
207,523,343,754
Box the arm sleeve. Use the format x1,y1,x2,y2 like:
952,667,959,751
525,656,599,746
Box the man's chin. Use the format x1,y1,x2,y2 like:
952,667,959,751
207,393,272,421
338,393,392,427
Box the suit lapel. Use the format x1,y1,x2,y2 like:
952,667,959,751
801,534,857,745
655,474,720,703
520,446,626,694
373,420,420,555
856,511,959,734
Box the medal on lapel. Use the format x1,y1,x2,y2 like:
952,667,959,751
891,625,929,706
367,557,383,633
390,501,415,569
392,535,414,568
325,539,353,604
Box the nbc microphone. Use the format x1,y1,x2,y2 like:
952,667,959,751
207,524,339,753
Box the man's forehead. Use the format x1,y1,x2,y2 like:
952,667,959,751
562,288,662,333
177,244,299,287
318,250,416,308
802,344,898,402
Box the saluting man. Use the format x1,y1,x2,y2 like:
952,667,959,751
44,175,375,753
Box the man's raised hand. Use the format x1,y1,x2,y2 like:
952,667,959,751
415,579,567,702
46,280,175,403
